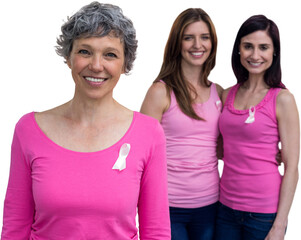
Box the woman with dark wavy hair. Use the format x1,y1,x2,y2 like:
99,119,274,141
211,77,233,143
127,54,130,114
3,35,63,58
141,8,223,240
216,15,299,240
1,2,170,239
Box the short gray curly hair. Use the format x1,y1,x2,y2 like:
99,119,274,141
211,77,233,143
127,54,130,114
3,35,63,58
56,2,138,73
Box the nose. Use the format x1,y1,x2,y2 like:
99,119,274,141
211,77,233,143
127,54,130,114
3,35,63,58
89,55,104,72
193,38,202,48
251,48,260,60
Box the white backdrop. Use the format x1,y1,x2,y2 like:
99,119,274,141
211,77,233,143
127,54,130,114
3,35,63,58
0,0,300,238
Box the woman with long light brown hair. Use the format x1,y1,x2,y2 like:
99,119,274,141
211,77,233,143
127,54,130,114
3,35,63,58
141,8,223,240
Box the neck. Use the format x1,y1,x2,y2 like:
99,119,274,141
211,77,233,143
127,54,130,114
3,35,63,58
181,63,204,86
242,75,268,92
64,93,121,125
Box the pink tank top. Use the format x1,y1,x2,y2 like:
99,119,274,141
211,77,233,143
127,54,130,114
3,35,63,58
161,83,221,208
219,84,282,213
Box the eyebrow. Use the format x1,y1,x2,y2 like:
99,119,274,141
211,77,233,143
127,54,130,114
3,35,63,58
241,41,271,46
183,33,210,36
183,33,210,38
105,47,122,53
74,44,92,49
75,44,122,53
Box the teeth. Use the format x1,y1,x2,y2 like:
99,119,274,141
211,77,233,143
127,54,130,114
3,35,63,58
85,77,105,82
249,62,261,66
191,52,204,56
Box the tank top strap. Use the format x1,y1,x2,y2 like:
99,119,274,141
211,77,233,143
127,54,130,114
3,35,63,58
271,87,282,98
270,87,282,119
209,83,215,99
168,90,177,110
224,84,239,108
209,83,219,101
269,87,282,105
208,83,222,111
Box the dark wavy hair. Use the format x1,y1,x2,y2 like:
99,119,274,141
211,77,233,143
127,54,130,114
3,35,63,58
56,2,137,73
155,8,217,120
232,15,284,88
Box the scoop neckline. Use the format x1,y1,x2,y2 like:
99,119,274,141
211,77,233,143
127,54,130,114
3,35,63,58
194,83,214,105
170,82,214,106
227,84,274,114
31,111,136,155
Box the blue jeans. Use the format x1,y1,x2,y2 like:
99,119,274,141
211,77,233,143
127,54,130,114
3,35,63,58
170,202,218,240
215,202,277,240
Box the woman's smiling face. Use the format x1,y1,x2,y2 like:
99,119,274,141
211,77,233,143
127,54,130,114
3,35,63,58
239,30,274,78
181,20,212,69
67,34,125,100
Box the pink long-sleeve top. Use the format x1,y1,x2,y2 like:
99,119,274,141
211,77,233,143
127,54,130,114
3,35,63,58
1,112,170,240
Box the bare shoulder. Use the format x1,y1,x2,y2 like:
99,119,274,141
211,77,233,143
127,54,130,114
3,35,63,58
147,81,169,98
140,81,170,121
276,88,298,118
142,81,170,108
35,104,67,128
221,87,232,105
35,109,54,124
277,89,296,105
214,83,224,99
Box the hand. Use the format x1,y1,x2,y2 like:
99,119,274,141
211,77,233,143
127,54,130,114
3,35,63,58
216,135,223,160
265,226,286,240
276,149,282,166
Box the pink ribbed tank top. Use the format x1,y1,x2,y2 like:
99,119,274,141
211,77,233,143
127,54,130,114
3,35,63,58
219,84,282,213
161,83,221,208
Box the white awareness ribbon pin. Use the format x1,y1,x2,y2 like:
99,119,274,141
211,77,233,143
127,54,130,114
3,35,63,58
245,106,255,124
216,100,222,112
112,143,131,171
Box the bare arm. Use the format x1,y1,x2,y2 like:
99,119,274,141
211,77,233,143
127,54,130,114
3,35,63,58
140,82,170,122
215,83,224,100
215,83,224,159
266,90,299,240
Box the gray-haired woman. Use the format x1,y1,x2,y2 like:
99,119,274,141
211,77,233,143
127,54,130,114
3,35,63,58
1,2,170,239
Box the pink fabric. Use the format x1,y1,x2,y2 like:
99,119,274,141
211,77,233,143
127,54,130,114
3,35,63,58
219,84,282,213
161,83,221,208
1,112,170,239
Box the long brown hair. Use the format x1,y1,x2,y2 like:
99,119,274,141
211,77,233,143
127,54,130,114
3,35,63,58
232,15,284,88
155,8,217,120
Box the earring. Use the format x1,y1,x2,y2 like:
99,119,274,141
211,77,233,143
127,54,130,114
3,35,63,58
238,52,240,55
274,53,276,56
